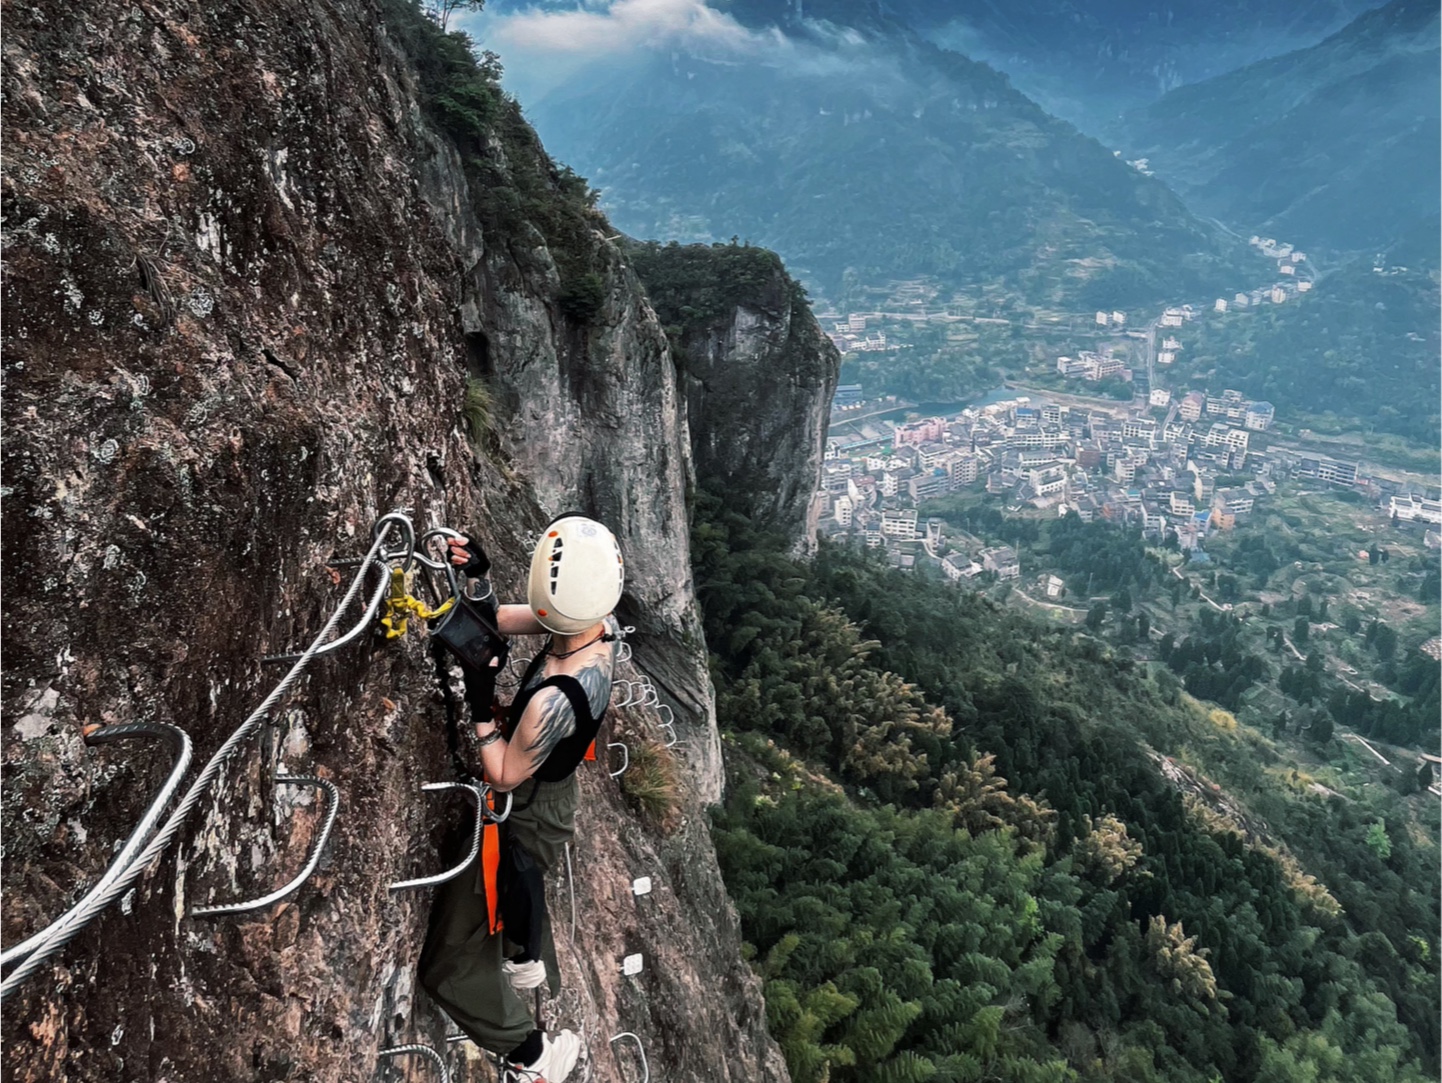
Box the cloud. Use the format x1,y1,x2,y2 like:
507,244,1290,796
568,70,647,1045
467,1,896,104
489,0,773,57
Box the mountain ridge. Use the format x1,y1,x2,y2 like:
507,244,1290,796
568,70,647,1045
505,1,1255,308
1123,0,1440,251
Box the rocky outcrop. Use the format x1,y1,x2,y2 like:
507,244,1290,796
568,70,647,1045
627,242,841,551
0,3,791,1080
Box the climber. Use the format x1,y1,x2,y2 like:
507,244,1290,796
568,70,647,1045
419,513,625,1083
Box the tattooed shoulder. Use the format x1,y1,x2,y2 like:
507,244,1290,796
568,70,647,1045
574,654,614,717
522,687,577,762
522,648,615,763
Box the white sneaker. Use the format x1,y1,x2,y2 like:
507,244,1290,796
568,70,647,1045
515,1029,581,1083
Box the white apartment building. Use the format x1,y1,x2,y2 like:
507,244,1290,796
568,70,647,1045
951,454,980,486
881,508,920,539
1122,418,1158,441
1391,494,1442,525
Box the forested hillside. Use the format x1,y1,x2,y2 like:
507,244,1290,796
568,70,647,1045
1170,239,1440,447
496,0,1251,308
915,502,1442,753
695,491,1439,1083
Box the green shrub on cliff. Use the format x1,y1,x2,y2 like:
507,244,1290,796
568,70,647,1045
625,240,795,325
379,1,609,326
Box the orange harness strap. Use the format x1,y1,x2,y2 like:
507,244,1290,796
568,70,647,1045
481,788,503,935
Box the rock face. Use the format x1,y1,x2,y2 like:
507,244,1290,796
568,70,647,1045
1,3,806,1080
625,242,841,552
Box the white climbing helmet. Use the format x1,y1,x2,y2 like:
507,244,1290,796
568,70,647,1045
527,514,624,635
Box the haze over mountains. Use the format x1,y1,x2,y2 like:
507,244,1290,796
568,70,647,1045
472,0,1436,301
477,0,1254,307
1123,0,1440,253
892,0,1387,133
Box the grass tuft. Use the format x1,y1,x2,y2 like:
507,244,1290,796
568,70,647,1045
463,377,492,448
620,738,682,831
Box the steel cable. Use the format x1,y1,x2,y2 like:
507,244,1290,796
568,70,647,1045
1,519,402,1000
377,1043,450,1083
1,722,193,969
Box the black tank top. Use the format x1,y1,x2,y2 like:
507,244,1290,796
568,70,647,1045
504,645,610,783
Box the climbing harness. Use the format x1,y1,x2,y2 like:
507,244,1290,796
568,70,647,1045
377,1043,450,1083
191,775,339,918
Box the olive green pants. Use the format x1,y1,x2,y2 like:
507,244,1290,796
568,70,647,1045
417,775,578,1054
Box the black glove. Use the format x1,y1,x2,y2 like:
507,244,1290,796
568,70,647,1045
457,534,491,578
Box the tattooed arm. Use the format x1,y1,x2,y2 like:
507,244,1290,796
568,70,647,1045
477,649,614,790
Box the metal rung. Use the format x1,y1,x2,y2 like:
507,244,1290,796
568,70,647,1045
388,782,506,892
377,1043,449,1083
191,775,339,918
610,680,641,708
609,1032,650,1083
3,721,193,968
608,742,629,779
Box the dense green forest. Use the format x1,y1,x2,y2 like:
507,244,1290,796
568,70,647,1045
625,240,805,327
696,491,1439,1083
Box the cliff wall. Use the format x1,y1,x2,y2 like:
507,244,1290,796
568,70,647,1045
0,3,820,1080
626,242,841,551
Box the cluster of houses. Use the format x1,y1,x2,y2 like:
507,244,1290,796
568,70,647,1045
1209,239,1312,313
819,394,1272,556
817,389,1441,574
825,314,893,354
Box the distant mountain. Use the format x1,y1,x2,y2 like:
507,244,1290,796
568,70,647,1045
486,0,1253,308
1123,0,1440,252
884,0,1386,134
